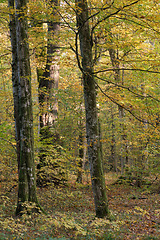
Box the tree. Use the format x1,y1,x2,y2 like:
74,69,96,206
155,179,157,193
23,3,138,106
8,0,40,215
75,0,109,218
35,0,67,187
110,103,117,172
76,115,84,183
108,47,128,174
38,0,59,134
8,0,20,170
85,0,160,180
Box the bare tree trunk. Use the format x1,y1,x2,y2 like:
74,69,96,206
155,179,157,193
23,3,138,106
38,0,60,163
76,95,85,184
75,0,109,218
8,0,20,171
76,130,83,183
39,0,59,134
8,0,40,215
36,0,66,187
110,103,117,172
108,48,128,174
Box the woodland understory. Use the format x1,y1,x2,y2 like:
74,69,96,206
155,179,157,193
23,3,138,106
0,173,160,240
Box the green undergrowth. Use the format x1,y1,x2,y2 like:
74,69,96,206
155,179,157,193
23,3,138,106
0,175,160,240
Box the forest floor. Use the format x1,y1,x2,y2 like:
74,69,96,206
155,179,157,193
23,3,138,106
0,172,160,240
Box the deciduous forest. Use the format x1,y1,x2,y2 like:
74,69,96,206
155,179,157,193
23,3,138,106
0,0,160,239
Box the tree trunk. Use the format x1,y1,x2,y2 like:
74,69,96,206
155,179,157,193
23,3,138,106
75,0,109,218
38,0,60,161
76,97,85,184
9,0,40,215
8,0,20,171
36,0,66,187
39,0,59,134
110,103,117,172
76,131,83,183
108,48,128,174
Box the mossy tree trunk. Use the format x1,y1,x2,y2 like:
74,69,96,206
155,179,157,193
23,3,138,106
75,0,109,218
9,0,40,215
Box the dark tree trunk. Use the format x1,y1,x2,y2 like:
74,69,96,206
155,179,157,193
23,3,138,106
38,0,60,161
76,99,85,184
8,0,20,171
39,0,59,134
36,0,66,187
9,0,40,215
75,0,109,218
76,131,83,183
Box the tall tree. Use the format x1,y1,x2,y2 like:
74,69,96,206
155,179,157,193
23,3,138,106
75,0,109,218
38,0,59,137
8,0,20,171
110,103,117,172
108,47,128,174
36,0,64,187
8,0,40,215
76,117,84,183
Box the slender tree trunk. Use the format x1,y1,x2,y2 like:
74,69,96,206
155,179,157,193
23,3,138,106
141,84,148,166
108,48,128,174
135,84,148,187
76,131,83,183
76,96,85,184
110,103,117,172
75,0,109,218
8,0,40,215
118,105,127,174
8,0,20,171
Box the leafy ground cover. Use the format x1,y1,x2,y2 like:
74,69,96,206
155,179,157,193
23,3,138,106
0,173,160,240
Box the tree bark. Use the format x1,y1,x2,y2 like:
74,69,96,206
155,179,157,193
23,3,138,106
108,48,128,174
75,0,109,218
36,0,65,187
8,0,40,215
38,0,60,168
8,0,20,171
110,103,117,172
39,0,59,134
76,97,85,184
76,131,83,183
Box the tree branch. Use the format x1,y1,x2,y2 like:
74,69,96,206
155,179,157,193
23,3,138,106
95,82,159,130
94,74,160,103
0,137,17,152
90,0,140,39
94,68,160,74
